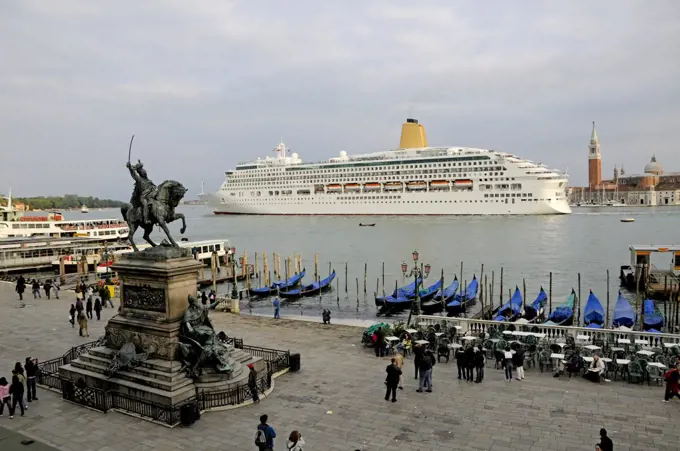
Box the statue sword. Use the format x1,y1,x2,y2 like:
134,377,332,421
127,134,135,164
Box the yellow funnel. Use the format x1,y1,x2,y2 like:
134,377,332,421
399,118,428,149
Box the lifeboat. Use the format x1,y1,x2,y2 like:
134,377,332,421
344,183,361,192
327,184,342,192
454,179,473,186
406,181,427,191
364,182,381,192
429,180,449,190
384,182,403,191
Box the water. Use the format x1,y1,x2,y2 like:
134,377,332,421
69,206,680,323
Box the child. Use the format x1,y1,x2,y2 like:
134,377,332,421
663,364,679,402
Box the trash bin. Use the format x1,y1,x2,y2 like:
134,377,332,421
289,353,301,372
180,402,199,427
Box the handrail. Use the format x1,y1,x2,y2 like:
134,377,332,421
413,315,680,346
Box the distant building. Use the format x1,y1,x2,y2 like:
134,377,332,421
568,124,680,206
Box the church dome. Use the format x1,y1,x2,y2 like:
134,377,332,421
644,155,663,175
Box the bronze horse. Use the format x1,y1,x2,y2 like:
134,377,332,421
120,180,187,251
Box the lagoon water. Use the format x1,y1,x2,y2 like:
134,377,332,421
70,205,680,322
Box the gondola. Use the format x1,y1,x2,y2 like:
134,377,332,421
359,223,376,227
523,287,547,322
420,277,458,315
544,289,576,326
611,291,636,328
583,290,605,328
377,278,437,314
375,278,421,306
280,271,336,300
418,279,443,303
445,275,478,316
249,269,306,297
492,286,523,322
642,299,664,332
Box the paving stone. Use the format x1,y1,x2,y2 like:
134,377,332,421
1,282,680,450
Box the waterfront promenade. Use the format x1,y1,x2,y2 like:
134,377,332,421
0,282,678,451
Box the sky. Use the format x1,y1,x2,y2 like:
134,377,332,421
1,0,679,200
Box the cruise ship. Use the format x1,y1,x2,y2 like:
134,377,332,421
200,119,571,215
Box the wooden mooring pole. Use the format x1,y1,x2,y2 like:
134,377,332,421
356,277,359,302
480,264,484,309
605,269,610,326
382,262,385,296
522,278,527,313
364,262,367,294
345,262,348,295
577,273,581,327
491,270,495,311
499,267,504,310
548,272,552,315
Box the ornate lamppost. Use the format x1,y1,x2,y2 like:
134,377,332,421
401,250,431,315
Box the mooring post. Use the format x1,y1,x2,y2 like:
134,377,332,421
382,262,385,295
345,262,348,295
491,270,495,311
577,273,582,327
606,269,611,326
500,267,504,310
356,277,359,302
522,278,527,314
480,264,484,308
549,272,552,315
364,262,367,294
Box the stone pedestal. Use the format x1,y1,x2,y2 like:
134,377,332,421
59,245,263,411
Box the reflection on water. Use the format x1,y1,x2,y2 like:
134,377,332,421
67,206,680,321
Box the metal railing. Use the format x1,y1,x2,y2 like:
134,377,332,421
413,315,680,347
36,337,292,426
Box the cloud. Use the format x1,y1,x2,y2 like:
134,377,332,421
0,0,678,199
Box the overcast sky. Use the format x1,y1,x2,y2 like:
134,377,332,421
1,0,678,200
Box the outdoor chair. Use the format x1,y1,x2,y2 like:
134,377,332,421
437,337,451,363
525,344,538,369
566,355,582,378
647,365,664,386
538,350,552,373
627,360,645,384
605,360,618,381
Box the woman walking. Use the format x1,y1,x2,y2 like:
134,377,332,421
10,370,25,418
15,276,25,301
94,298,102,320
86,296,93,320
503,347,514,382
0,377,11,417
78,311,89,337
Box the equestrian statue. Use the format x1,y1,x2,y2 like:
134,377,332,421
120,135,188,251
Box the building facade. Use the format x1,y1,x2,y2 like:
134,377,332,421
568,124,679,206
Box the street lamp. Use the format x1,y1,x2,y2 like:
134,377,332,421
402,250,430,315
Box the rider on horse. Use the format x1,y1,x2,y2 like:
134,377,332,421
126,159,158,225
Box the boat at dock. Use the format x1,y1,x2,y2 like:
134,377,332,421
583,290,605,328
544,290,575,326
523,287,547,322
1,191,128,240
279,270,336,300
418,279,443,303
249,269,306,297
612,291,636,329
642,299,664,332
445,275,478,316
493,286,523,322
375,278,421,306
420,277,459,315
81,205,89,213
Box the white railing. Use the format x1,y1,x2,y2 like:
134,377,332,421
413,315,680,348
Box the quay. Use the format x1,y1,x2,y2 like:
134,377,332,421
1,282,680,450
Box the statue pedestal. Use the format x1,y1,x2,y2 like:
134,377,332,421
58,246,264,412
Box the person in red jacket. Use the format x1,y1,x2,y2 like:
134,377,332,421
663,364,680,403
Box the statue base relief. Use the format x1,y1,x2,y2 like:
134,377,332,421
59,247,266,413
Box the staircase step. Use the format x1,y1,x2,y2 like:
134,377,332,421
70,359,194,392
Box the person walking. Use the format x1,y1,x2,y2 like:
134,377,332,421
286,430,305,451
255,414,276,451
43,279,52,299
15,275,26,301
474,347,486,383
94,298,102,320
248,364,260,404
78,311,89,337
201,291,208,306
13,363,27,410
503,347,514,382
75,280,83,301
9,370,25,418
513,347,525,380
598,428,613,451
86,296,93,319
0,377,11,417
100,285,114,308
273,298,280,319
75,298,84,319
53,279,60,299
69,304,77,327
416,348,435,393
464,344,475,382
32,280,41,299
385,357,402,402
25,357,38,402
663,363,680,402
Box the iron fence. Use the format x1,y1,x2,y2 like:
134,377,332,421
198,369,271,409
241,345,290,373
110,391,186,426
61,379,110,412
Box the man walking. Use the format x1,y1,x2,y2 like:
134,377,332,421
16,275,26,301
385,358,402,402
513,347,525,380
25,357,38,402
374,327,385,357
273,298,280,319
454,345,466,380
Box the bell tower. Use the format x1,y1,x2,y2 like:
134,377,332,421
588,121,602,189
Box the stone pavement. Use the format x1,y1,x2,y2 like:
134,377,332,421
1,281,679,451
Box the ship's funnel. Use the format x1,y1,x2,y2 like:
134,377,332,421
399,118,428,149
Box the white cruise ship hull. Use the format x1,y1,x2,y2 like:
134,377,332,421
200,191,571,215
